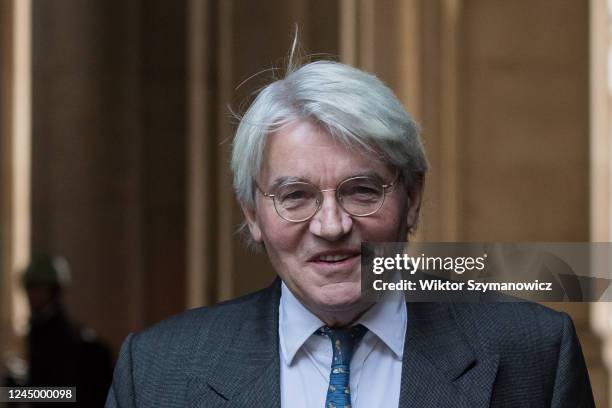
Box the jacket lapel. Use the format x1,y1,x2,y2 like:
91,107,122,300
188,280,282,408
399,302,499,408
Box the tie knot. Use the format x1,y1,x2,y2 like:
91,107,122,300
318,324,367,342
317,324,367,366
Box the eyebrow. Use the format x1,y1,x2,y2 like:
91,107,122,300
268,176,309,191
267,171,387,191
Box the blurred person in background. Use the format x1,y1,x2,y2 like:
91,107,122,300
21,255,113,406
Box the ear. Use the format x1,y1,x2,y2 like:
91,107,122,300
405,177,424,229
241,204,263,243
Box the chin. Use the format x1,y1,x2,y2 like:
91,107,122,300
315,281,363,311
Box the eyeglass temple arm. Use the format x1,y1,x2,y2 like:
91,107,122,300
383,171,401,189
255,183,276,198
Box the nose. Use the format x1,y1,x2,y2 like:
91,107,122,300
309,191,353,241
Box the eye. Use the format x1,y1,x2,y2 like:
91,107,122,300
352,185,379,195
283,190,309,200
276,183,317,208
339,178,384,206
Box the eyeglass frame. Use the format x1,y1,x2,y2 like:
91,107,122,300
255,171,400,223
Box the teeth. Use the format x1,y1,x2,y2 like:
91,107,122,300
318,254,352,262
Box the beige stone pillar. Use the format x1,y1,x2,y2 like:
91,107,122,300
590,0,612,405
0,0,32,363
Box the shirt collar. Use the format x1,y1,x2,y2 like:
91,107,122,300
279,282,407,365
355,289,406,359
279,282,325,365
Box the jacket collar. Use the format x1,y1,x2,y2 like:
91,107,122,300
189,279,499,408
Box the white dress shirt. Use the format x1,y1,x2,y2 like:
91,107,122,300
279,282,406,408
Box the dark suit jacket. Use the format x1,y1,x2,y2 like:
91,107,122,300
106,279,594,407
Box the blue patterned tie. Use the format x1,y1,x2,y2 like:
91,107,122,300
317,325,367,408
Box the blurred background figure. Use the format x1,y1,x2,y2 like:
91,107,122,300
18,256,112,406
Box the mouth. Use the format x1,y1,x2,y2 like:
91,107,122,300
313,253,358,262
308,251,361,271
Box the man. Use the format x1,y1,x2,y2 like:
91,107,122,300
106,57,594,407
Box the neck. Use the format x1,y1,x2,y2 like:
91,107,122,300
312,301,373,327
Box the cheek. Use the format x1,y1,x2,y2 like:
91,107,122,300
259,214,305,257
361,220,402,241
360,198,407,240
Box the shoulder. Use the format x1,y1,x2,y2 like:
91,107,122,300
449,301,578,371
449,302,593,405
452,300,570,335
106,282,281,406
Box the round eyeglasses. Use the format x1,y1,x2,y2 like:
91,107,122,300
257,173,399,223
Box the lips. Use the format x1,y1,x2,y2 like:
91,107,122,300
306,249,362,278
308,250,361,265
316,254,353,262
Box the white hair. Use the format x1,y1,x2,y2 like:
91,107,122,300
231,60,428,209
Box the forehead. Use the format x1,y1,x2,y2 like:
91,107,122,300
260,120,391,186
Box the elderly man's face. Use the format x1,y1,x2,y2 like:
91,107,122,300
243,120,421,319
